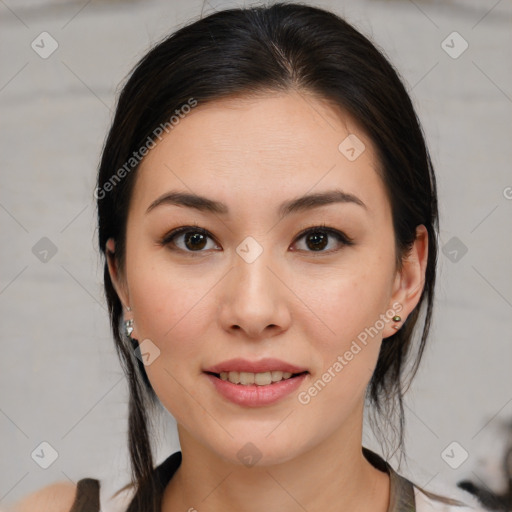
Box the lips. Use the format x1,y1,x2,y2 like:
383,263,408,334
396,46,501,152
203,357,309,375
204,371,308,407
203,357,310,406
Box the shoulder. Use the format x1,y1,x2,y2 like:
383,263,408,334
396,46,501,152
414,485,489,512
7,481,77,512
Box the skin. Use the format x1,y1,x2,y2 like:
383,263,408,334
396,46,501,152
107,90,428,512
10,482,76,512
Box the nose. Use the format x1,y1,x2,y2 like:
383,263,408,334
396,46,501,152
218,248,292,340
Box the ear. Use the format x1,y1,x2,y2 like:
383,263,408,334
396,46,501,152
106,238,130,309
383,225,429,338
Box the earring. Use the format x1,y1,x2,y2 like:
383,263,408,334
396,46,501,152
124,305,133,337
392,315,402,330
124,319,134,337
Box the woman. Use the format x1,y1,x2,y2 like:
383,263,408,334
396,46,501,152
12,3,487,511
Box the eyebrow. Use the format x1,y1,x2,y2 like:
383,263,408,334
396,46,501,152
146,189,366,217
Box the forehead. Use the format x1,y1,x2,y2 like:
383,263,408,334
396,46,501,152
133,91,388,218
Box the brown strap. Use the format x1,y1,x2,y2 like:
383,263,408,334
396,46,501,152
388,468,416,512
362,447,416,512
69,478,100,512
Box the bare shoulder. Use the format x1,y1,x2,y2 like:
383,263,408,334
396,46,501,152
7,481,77,512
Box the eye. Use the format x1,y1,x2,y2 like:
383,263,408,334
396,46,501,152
160,223,353,255
291,224,354,253
161,225,220,253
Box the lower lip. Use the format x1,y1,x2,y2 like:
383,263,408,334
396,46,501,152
204,372,308,407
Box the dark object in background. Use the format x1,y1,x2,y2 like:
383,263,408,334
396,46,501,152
457,419,512,511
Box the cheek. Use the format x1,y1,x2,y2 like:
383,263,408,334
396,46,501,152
290,253,395,408
293,274,387,422
125,258,214,424
294,257,394,350
125,249,218,361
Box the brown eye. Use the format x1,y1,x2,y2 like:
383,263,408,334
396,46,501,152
184,232,208,251
304,231,328,251
162,226,219,253
292,226,353,253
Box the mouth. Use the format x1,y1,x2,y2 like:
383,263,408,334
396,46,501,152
202,358,310,406
203,369,310,407
204,370,309,386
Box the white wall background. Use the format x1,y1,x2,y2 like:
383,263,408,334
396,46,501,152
1,0,511,508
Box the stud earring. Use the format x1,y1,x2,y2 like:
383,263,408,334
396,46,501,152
392,315,402,330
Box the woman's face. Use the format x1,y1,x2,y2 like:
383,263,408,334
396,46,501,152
108,91,426,466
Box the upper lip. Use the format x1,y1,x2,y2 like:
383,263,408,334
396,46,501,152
203,358,309,374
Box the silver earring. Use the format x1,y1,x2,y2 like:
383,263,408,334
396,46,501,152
124,304,134,337
124,318,134,337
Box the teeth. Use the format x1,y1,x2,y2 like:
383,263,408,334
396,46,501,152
228,371,240,384
255,372,271,385
239,372,254,385
218,370,296,385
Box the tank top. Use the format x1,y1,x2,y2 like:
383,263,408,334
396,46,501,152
68,447,479,512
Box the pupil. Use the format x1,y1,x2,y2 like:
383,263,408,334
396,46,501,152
307,231,327,251
185,232,207,250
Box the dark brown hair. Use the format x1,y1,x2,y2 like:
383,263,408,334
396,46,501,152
96,3,464,510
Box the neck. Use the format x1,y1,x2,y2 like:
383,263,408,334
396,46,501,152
162,410,390,512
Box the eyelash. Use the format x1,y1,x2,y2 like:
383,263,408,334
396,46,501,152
159,222,354,256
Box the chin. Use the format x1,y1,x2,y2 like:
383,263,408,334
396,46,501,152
207,432,308,468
